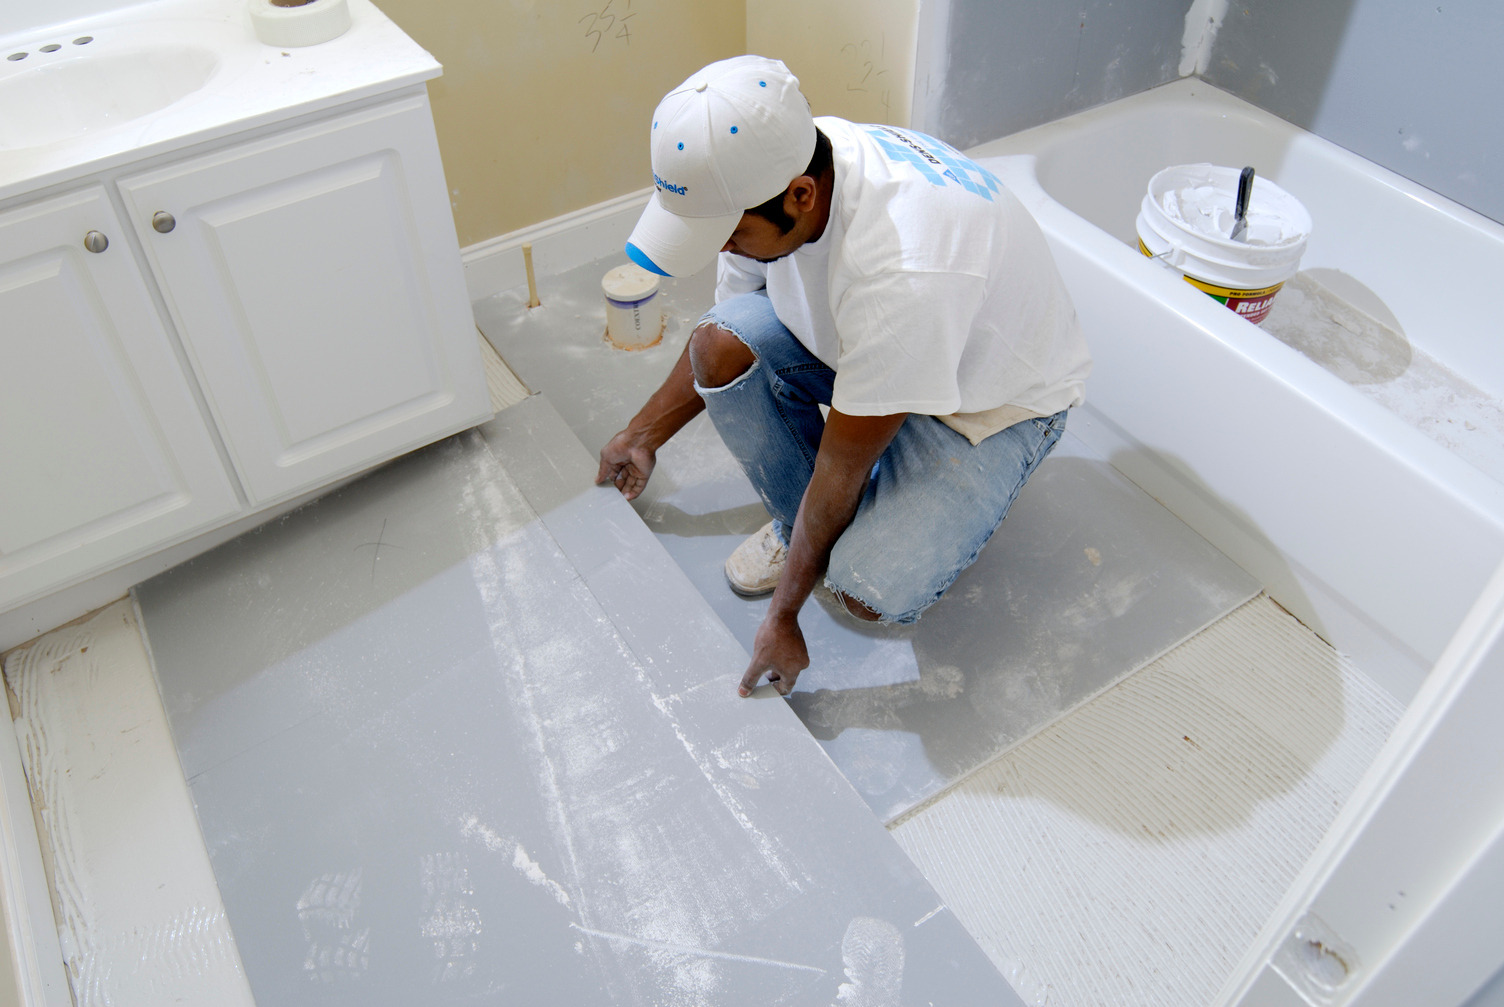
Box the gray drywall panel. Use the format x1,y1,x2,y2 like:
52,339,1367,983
1204,0,1504,225
914,0,1187,149
137,403,1023,1005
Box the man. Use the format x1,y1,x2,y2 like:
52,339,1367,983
596,55,1091,699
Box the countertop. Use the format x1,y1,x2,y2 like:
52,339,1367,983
0,0,440,202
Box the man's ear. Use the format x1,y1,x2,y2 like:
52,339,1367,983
785,176,819,214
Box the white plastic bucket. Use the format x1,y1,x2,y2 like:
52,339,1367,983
602,264,664,350
1135,163,1311,325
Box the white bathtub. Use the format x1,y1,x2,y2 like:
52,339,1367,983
970,78,1504,701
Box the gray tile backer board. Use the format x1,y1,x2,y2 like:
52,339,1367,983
137,432,534,780
476,259,1263,823
660,436,1262,823
136,397,1023,1006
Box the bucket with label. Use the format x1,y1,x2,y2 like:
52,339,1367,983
1135,163,1311,325
602,264,665,350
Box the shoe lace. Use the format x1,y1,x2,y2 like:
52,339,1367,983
761,528,788,563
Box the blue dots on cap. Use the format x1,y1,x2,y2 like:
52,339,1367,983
730,126,739,134
677,142,684,150
759,81,767,87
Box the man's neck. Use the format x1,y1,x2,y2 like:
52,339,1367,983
805,168,836,246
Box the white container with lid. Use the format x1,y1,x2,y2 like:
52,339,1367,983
602,264,664,350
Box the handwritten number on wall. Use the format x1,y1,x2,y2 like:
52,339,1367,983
582,0,635,53
840,36,892,120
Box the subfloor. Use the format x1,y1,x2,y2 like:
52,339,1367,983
1,260,1405,1006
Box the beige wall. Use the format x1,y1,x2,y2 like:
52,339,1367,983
746,0,917,127
373,0,745,248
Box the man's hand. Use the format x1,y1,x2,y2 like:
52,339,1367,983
596,430,657,501
596,337,705,501
739,610,809,696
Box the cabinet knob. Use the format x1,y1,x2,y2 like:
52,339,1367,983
152,211,176,234
83,230,109,253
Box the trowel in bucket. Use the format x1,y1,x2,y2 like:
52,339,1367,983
1229,166,1255,242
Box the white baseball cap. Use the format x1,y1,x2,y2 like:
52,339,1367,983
625,55,816,278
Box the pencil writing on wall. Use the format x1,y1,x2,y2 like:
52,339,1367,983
580,0,634,53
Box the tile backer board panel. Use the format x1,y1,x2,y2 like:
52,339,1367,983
786,436,1262,823
136,396,1020,1006
476,258,1262,823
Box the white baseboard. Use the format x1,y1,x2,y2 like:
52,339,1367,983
461,187,653,302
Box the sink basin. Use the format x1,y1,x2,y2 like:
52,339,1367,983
0,0,443,203
0,41,221,150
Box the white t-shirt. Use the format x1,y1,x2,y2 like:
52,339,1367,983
715,117,1091,443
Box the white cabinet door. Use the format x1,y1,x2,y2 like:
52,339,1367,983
119,94,491,506
0,187,240,611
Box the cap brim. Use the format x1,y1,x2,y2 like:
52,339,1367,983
625,194,741,279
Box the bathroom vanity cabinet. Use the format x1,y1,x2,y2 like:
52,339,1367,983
0,185,243,611
117,95,486,505
0,91,491,618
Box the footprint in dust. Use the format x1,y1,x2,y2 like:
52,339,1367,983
296,868,370,983
833,916,905,1007
713,723,808,790
420,852,483,984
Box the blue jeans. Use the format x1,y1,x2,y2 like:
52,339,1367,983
695,290,1066,624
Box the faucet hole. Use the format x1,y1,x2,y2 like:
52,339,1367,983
73,36,94,45
6,52,26,61
40,44,61,52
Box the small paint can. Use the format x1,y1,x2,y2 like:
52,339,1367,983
602,264,664,350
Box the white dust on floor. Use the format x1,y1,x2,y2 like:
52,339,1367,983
452,440,822,1005
2,600,256,1007
890,595,1402,1007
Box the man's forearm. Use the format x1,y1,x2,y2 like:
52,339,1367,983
768,462,866,621
768,410,910,621
736,409,908,696
624,340,705,451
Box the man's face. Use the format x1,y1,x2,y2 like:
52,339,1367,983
721,212,805,263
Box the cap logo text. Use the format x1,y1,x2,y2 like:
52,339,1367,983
654,173,687,196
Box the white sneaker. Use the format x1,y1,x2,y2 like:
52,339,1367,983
725,521,787,597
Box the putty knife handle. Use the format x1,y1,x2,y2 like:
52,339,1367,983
1235,166,1255,222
